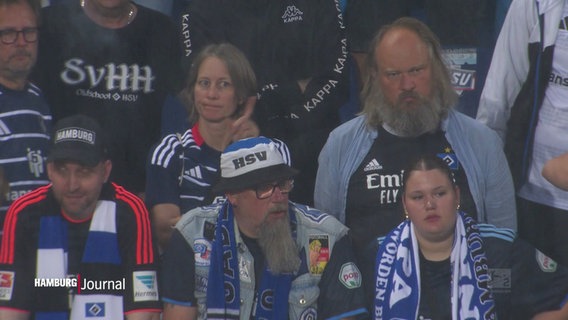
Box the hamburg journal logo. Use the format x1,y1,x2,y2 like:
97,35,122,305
34,274,126,294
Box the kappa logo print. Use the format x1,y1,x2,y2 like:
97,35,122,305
282,5,303,23
364,159,383,172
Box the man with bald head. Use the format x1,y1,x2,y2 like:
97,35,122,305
315,17,516,257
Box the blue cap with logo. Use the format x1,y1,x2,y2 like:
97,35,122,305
213,136,298,192
48,114,108,167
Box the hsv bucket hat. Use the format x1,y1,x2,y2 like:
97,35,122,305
214,136,298,192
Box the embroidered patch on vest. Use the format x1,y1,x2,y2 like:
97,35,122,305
193,238,212,267
196,275,208,293
238,255,252,283
308,235,329,275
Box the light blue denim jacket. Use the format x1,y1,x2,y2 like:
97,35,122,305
314,110,517,231
175,201,365,319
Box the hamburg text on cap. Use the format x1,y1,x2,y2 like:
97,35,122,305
48,115,107,167
54,127,96,145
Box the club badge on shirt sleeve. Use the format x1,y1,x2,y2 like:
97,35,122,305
0,271,14,300
339,263,361,289
536,250,558,272
132,271,158,302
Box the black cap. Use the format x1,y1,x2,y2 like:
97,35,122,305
48,115,108,167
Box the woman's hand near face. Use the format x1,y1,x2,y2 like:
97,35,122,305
232,96,259,142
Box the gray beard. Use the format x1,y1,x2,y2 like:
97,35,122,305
257,214,300,274
378,90,444,137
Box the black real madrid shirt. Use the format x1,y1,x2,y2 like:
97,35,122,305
345,126,476,252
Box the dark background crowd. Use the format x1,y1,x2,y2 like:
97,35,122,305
3,0,568,319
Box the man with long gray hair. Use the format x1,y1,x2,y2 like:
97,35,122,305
315,17,516,258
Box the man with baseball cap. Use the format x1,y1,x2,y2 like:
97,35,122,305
0,115,160,319
160,136,367,320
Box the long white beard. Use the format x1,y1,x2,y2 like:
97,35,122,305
258,214,300,274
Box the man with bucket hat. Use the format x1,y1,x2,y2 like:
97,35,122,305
160,136,367,320
0,115,160,320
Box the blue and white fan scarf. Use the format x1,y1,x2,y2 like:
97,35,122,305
206,202,291,320
36,200,123,320
374,211,496,320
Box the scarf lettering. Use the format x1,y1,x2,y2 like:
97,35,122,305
390,272,411,307
374,213,497,319
466,222,495,319
221,217,237,304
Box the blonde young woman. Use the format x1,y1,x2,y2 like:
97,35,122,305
146,43,260,250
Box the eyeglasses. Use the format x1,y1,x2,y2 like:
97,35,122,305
255,179,294,199
0,28,38,45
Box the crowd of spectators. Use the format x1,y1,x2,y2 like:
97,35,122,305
2,0,568,319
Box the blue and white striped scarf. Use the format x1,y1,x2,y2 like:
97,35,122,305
36,200,123,320
206,202,291,320
374,211,496,320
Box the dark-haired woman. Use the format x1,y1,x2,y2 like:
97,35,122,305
362,154,568,319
